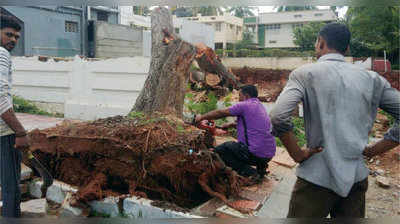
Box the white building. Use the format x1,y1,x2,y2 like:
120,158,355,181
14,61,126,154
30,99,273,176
118,7,215,56
184,13,244,50
249,10,337,48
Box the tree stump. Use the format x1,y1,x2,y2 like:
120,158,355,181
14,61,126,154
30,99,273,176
132,7,196,118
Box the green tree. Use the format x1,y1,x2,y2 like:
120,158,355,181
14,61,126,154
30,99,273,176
276,6,316,12
193,6,225,16
227,6,255,18
133,6,150,16
293,22,326,50
234,31,254,49
345,6,399,61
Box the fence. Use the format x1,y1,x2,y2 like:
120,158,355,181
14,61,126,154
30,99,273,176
12,56,150,120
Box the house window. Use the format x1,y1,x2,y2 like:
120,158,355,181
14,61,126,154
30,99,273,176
175,28,180,34
292,23,304,29
294,14,302,18
230,24,234,30
266,24,281,30
236,26,241,35
97,11,109,22
65,21,78,33
314,13,323,17
269,40,277,44
211,17,216,20
215,22,221,31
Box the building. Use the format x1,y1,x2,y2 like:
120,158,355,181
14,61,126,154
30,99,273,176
184,13,243,50
119,8,215,52
88,6,120,24
244,10,337,48
0,6,120,57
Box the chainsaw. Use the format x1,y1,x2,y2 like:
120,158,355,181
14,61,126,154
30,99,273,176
184,114,228,136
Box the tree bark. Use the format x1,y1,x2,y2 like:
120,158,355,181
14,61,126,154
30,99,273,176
194,43,242,89
132,7,242,117
132,7,196,118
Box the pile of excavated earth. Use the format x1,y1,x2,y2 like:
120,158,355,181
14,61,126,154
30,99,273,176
27,113,253,212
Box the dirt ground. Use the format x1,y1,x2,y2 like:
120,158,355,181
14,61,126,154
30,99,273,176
366,147,400,217
366,111,399,217
229,68,400,103
231,68,291,102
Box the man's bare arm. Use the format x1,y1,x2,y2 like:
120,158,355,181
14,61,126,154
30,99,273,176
280,132,323,163
220,121,237,129
1,108,26,136
363,139,398,158
195,108,231,123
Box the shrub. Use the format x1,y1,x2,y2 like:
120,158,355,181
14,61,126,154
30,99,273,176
13,95,63,117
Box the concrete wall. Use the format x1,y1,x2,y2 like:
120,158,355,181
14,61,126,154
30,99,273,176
11,56,352,120
94,21,143,58
3,6,82,57
222,57,353,70
12,56,150,120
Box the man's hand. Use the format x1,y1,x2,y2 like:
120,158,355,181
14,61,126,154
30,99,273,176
15,135,30,150
194,114,203,124
298,147,323,163
280,131,323,163
363,139,399,159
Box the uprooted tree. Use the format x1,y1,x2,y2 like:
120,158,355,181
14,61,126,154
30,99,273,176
26,7,255,215
132,7,242,118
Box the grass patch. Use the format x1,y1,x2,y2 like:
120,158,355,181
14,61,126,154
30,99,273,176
13,95,63,117
275,116,306,148
378,109,395,126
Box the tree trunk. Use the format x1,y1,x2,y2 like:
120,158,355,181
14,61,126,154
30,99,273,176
133,7,242,117
132,7,196,118
194,43,242,89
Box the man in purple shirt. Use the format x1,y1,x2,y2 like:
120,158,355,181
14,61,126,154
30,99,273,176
195,85,276,180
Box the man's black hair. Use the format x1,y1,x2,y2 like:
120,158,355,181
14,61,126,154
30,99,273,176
318,23,350,54
240,85,258,98
0,14,21,31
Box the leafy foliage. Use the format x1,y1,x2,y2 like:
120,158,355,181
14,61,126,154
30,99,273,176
345,6,399,61
227,7,255,18
293,22,326,51
185,92,218,115
13,95,63,117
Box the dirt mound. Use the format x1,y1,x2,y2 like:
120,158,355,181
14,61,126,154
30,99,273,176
379,71,400,91
28,114,250,209
231,68,399,102
231,67,291,102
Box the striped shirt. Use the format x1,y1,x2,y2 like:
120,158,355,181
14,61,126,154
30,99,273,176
0,46,14,136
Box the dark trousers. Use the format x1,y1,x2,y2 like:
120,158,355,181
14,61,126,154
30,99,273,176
287,177,368,218
215,141,271,177
0,134,22,218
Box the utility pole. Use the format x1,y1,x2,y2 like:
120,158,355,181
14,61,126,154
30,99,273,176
80,4,88,56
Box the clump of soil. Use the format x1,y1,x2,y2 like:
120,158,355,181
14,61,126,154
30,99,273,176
379,71,400,91
231,67,291,102
28,114,250,209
